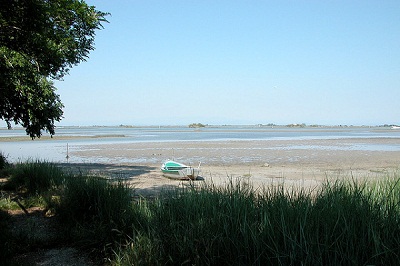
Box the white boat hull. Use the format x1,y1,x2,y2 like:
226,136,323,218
161,161,200,180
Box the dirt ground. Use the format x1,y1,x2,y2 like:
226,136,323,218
4,204,95,266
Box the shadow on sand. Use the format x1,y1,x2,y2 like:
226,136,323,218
56,162,157,180
56,162,205,197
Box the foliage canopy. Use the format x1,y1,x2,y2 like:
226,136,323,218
0,0,108,138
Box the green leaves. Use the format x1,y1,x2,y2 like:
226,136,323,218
0,0,108,138
0,46,64,138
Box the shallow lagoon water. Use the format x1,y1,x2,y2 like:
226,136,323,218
1,126,400,164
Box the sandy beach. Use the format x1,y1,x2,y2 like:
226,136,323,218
61,137,400,196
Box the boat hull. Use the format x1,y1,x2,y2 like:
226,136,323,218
161,161,200,180
161,168,200,180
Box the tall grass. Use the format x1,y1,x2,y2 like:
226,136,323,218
303,178,400,265
0,152,9,170
1,160,139,256
54,175,137,249
0,152,12,179
2,159,400,265
114,176,400,265
5,160,65,194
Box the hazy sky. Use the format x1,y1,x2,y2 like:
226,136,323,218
54,0,399,126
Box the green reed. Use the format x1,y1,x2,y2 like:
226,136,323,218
2,159,399,265
5,159,65,194
114,175,400,266
55,175,136,249
0,152,9,170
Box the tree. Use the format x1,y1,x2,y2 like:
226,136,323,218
0,0,108,138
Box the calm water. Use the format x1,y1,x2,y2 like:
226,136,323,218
1,126,400,163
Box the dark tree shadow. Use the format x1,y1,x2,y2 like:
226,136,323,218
56,162,157,180
55,163,204,198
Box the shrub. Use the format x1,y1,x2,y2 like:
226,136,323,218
6,160,65,194
56,175,135,248
0,152,9,170
0,152,12,180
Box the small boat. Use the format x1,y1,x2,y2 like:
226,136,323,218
161,160,200,180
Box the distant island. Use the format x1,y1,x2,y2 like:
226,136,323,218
2,123,399,131
188,123,206,128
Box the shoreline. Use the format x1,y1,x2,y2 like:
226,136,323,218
0,134,127,142
60,138,400,196
2,129,399,197
71,138,400,166
1,124,399,143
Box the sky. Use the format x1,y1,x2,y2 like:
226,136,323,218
53,0,399,126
